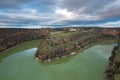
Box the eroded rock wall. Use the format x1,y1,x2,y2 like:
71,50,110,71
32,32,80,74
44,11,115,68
105,42,120,80
0,28,49,52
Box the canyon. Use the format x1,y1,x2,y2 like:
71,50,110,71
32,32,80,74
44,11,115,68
0,27,120,80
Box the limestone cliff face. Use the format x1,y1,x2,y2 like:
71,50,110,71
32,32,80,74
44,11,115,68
105,42,120,80
102,29,119,35
0,28,49,52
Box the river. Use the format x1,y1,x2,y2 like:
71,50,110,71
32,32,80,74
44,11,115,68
0,40,116,80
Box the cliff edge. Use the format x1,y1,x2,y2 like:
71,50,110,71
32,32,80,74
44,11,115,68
105,41,120,80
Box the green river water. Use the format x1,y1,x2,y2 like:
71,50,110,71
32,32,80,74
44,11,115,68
0,40,116,80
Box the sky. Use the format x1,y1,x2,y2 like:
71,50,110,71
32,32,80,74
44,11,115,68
0,0,120,28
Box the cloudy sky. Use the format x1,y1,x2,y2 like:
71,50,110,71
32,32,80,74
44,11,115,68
0,0,120,28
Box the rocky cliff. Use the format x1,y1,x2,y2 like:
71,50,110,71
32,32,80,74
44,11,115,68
0,28,49,52
104,41,120,80
35,28,120,62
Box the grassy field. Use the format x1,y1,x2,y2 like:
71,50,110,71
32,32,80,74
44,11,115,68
50,31,79,39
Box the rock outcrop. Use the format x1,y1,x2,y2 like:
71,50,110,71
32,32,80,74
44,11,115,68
104,41,120,80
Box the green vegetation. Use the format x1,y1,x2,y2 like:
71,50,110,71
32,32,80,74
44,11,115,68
37,41,53,54
40,54,76,65
37,31,95,54
50,31,79,39
115,48,120,62
112,44,120,80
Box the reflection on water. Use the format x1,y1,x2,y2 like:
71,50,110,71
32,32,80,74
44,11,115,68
0,44,115,80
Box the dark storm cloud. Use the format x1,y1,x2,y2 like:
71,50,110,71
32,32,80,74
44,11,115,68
100,9,120,19
0,0,56,8
60,0,110,11
0,12,40,25
0,0,34,8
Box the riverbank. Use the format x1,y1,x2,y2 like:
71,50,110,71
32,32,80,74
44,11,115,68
104,42,120,80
